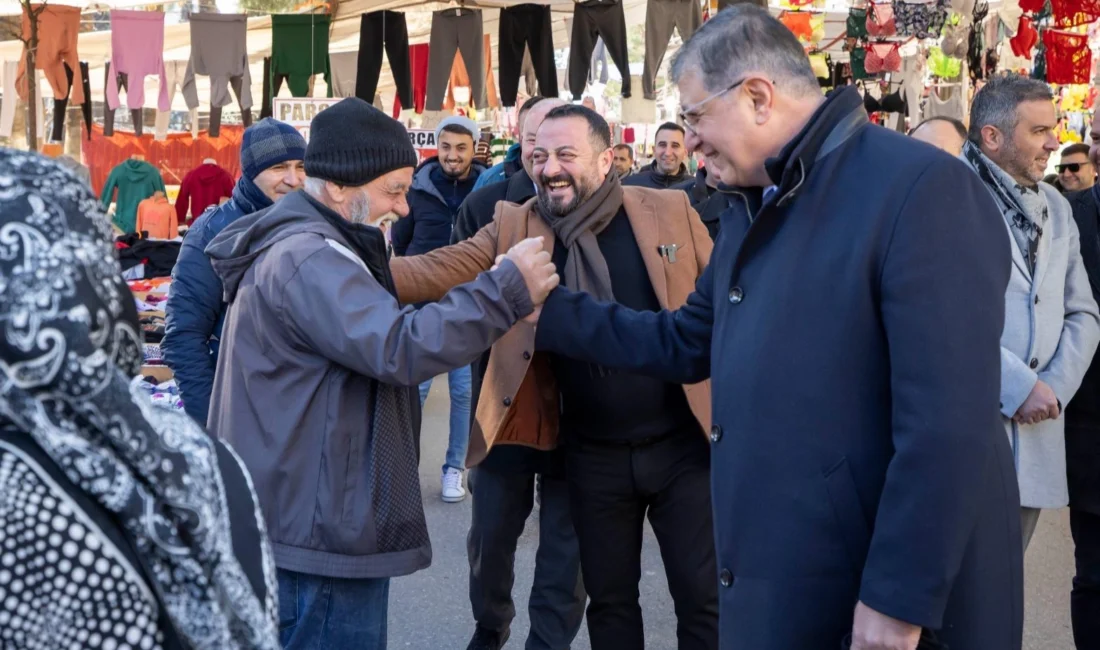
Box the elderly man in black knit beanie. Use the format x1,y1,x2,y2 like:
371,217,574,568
204,98,560,650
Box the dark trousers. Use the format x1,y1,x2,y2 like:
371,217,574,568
1072,508,1100,648
566,430,718,650
425,9,485,111
356,11,412,109
498,4,558,107
468,464,586,649
568,1,631,98
103,63,144,137
52,61,92,142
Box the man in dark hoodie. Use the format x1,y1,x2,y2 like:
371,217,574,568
624,122,694,190
163,118,306,425
393,114,485,504
204,98,559,650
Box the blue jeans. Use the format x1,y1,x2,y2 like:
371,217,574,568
278,569,390,649
419,365,471,472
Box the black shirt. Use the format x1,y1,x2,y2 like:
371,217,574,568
549,207,696,441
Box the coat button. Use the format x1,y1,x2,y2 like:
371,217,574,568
710,425,722,443
728,287,744,304
522,351,531,361
1030,358,1039,369
503,397,512,407
1035,295,1040,305
719,568,732,587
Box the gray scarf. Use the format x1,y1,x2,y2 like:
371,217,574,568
962,141,1047,272
536,171,623,302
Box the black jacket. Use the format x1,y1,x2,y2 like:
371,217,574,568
534,87,1022,648
452,168,537,244
1066,188,1100,513
392,158,485,256
622,161,693,191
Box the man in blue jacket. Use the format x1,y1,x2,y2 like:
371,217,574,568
391,115,485,504
530,6,1024,650
162,118,306,425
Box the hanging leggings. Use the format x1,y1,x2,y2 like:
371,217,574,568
356,11,412,109
409,43,430,114
425,9,485,111
568,0,631,98
103,62,144,137
498,4,558,107
51,62,91,142
642,0,702,99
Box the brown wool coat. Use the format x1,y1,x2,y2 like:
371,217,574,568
390,185,714,466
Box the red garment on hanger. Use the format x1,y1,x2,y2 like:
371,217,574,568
866,2,896,37
1019,0,1045,12
622,127,635,144
865,42,902,73
404,43,429,115
779,11,814,41
1043,29,1092,84
1010,16,1039,58
1051,0,1100,27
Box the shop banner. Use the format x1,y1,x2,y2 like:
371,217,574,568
408,129,437,162
274,98,342,141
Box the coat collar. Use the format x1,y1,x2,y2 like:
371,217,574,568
505,168,536,204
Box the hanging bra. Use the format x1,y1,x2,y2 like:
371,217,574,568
866,2,897,37
809,52,831,83
847,7,869,38
864,89,906,113
865,42,902,73
893,0,950,40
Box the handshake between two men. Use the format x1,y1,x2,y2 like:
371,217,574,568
495,236,559,322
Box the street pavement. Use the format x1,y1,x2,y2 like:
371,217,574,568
389,378,1079,649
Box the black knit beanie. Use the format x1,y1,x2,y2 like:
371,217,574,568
305,98,418,186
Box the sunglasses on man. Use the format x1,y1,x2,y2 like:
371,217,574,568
1057,162,1092,173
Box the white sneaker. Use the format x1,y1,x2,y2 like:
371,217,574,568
442,468,466,503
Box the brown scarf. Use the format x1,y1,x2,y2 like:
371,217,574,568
535,172,623,302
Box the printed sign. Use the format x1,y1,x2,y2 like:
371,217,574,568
273,98,342,141
407,129,437,162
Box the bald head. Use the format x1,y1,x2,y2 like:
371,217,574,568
910,118,967,157
522,98,567,178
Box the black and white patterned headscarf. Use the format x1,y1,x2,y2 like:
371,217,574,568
0,148,280,649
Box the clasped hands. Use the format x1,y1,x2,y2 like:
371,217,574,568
498,237,558,323
1014,379,1060,426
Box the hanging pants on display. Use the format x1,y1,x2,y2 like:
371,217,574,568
409,44,430,114
356,11,412,109
568,0,631,98
106,11,170,114
16,5,84,110
642,0,702,99
269,14,332,104
51,61,92,142
498,4,558,107
183,12,253,137
329,52,359,98
425,9,485,111
103,63,145,137
155,60,198,141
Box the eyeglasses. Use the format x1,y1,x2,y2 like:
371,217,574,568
1058,162,1091,173
679,78,748,134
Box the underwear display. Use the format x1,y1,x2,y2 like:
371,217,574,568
847,7,869,38
865,41,903,73
1043,28,1091,84
894,0,950,39
866,2,897,37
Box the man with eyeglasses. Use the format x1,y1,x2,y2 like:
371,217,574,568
527,6,1024,650
1059,143,1097,193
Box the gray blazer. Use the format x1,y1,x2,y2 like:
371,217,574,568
999,183,1100,508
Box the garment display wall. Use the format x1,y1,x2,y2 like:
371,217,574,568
357,11,413,109
569,0,631,98
498,4,558,107
426,8,486,111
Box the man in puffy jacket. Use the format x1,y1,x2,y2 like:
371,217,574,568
392,115,485,504
162,118,306,424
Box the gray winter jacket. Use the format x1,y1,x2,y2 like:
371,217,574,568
205,191,534,579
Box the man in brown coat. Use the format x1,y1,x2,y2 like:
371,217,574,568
391,105,718,649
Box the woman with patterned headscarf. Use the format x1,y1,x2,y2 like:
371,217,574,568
0,149,280,650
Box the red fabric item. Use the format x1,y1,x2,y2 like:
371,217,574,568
81,124,243,197
1019,0,1045,12
622,127,635,144
866,2,896,37
865,42,902,73
780,11,814,41
1051,0,1100,27
1011,17,1039,58
1043,29,1092,84
407,43,430,115
175,163,235,225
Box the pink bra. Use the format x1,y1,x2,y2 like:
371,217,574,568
865,42,902,73
866,2,897,37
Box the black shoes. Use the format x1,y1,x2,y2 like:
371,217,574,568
467,626,511,650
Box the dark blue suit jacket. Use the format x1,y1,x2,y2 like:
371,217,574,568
535,87,1024,648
